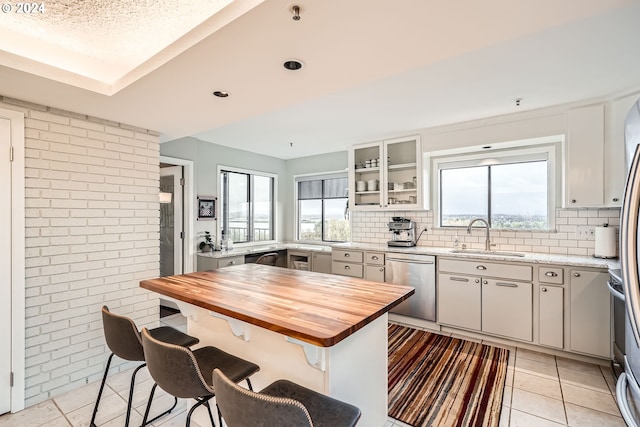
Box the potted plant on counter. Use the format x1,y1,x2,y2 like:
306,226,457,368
199,231,215,252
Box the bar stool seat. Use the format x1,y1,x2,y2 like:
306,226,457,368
255,252,278,266
213,368,361,427
90,306,199,427
140,327,260,427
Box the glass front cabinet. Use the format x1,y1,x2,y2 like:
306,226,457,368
348,135,423,211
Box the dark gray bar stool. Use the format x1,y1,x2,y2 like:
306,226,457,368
90,306,199,427
140,327,260,427
212,368,361,427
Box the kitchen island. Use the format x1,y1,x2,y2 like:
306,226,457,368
140,264,414,426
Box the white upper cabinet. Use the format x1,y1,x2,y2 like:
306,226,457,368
606,92,640,207
566,104,605,207
349,135,422,211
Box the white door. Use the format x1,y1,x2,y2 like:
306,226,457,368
0,118,12,414
160,166,183,276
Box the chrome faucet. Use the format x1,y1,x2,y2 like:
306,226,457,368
467,218,494,251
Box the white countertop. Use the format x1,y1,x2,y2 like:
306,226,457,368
332,242,620,270
197,240,619,269
197,242,332,259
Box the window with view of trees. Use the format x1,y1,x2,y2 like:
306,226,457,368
220,168,275,243
296,174,350,242
437,148,554,230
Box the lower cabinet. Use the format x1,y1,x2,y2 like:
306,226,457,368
438,273,481,331
482,280,532,342
311,252,331,274
539,285,564,349
570,269,610,358
365,265,385,282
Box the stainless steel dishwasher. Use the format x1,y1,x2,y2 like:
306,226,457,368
385,253,436,321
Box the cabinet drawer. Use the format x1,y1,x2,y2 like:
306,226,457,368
332,261,364,278
197,256,217,271
365,252,385,265
217,256,245,269
332,249,364,263
439,258,532,281
539,267,564,284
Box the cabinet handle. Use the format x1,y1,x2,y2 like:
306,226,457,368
229,261,235,265
475,278,480,283
495,282,518,288
613,198,619,202
344,253,350,257
571,199,577,203
451,277,469,282
371,255,379,260
573,272,581,277
476,265,487,270
344,265,351,270
379,268,384,272
545,271,558,277
541,287,548,292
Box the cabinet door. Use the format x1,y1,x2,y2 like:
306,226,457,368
311,253,331,274
365,265,385,282
482,279,532,342
349,142,383,210
570,270,610,358
437,274,481,331
197,256,217,271
384,135,422,209
539,285,564,349
606,93,639,206
566,104,605,207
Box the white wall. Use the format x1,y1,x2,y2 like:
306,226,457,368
0,96,161,406
160,137,288,246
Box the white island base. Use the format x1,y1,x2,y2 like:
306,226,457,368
174,301,389,427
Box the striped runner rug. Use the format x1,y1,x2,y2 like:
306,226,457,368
388,323,509,427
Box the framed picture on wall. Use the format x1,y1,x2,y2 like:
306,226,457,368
197,196,216,220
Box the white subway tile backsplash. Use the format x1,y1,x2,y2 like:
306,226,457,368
351,207,620,255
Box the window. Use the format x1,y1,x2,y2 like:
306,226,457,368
296,173,350,242
434,144,557,230
219,167,275,243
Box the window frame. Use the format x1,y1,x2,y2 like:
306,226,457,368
431,144,558,231
217,165,277,246
294,171,351,243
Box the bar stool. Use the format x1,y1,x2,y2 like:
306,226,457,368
212,368,361,427
90,306,199,427
255,252,278,266
140,327,260,427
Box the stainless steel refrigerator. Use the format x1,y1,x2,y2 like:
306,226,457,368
618,97,640,426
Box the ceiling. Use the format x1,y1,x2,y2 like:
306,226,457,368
0,0,639,159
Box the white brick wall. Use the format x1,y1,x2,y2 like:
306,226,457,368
352,208,620,257
1,96,161,406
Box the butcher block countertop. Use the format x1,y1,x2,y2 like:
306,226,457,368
140,264,414,347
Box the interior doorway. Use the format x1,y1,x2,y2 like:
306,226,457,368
1,107,26,414
160,165,184,277
1,117,12,415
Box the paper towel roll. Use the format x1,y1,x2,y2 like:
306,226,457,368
594,225,617,258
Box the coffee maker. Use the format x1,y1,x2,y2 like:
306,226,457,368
388,217,416,247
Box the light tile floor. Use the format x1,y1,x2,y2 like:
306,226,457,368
0,315,626,427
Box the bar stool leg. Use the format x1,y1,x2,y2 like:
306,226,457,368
90,353,115,427
124,363,146,427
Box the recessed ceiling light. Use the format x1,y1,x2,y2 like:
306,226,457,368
213,90,229,98
283,59,304,71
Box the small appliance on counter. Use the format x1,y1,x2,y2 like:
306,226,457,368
388,217,416,247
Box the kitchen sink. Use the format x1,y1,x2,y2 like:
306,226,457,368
450,249,526,257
